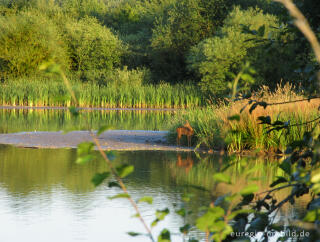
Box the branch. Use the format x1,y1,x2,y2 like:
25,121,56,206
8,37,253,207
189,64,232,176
274,0,320,64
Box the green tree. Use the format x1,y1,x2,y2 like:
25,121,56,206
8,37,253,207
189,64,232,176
186,6,282,95
0,11,68,79
150,0,230,82
63,16,124,82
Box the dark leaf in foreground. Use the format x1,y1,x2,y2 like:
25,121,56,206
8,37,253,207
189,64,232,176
91,172,110,186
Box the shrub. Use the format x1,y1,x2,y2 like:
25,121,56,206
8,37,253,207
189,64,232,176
0,11,68,79
104,67,152,87
150,0,230,82
63,16,124,82
186,6,281,95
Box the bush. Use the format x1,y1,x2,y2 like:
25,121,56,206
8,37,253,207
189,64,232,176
104,67,152,87
150,0,230,82
0,11,69,79
186,6,281,95
63,16,124,82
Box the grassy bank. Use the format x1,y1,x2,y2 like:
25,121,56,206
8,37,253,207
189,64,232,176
0,79,205,108
169,83,320,152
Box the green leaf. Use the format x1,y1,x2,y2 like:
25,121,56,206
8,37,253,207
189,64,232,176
77,142,94,156
127,232,141,237
91,172,110,186
106,151,116,161
158,229,171,242
97,125,112,136
109,193,130,200
213,173,231,184
76,154,95,164
304,209,320,222
270,177,288,187
311,172,320,183
196,207,225,231
138,196,153,204
151,218,159,227
108,181,121,188
176,208,186,217
240,184,259,195
116,164,134,178
156,208,170,220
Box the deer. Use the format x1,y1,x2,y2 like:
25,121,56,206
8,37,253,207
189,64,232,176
176,120,194,147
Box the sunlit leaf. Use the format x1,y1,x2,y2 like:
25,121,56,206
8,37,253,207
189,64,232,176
76,154,95,164
240,184,259,195
116,164,134,178
156,208,170,220
213,173,231,184
97,125,112,136
109,193,130,200
270,177,288,187
138,196,153,204
77,142,94,156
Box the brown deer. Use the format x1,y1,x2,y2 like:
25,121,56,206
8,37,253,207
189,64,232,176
177,153,194,174
176,120,194,147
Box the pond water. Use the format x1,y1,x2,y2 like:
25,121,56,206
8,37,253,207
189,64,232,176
0,109,310,242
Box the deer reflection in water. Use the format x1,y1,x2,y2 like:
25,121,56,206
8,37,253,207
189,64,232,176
176,153,194,174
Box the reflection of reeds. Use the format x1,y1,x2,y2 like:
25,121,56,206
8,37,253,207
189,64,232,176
168,154,311,219
170,83,320,151
0,109,173,133
0,79,204,108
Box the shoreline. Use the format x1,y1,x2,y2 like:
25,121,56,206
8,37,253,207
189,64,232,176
0,130,195,152
0,105,178,112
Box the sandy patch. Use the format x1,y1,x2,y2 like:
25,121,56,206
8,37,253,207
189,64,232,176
0,130,193,151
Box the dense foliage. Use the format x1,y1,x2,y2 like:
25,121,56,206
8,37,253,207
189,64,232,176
0,0,319,99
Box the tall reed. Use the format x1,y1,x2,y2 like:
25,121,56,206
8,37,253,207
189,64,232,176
0,79,204,108
169,83,320,152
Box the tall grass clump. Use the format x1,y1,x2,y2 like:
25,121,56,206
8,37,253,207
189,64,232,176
170,83,320,152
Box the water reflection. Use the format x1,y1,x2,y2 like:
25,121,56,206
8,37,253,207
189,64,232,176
0,108,173,133
0,146,310,241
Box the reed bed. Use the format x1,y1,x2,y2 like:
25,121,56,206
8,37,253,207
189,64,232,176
169,83,320,152
0,79,204,108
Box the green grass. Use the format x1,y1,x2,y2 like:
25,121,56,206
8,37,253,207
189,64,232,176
0,79,205,108
169,84,320,152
